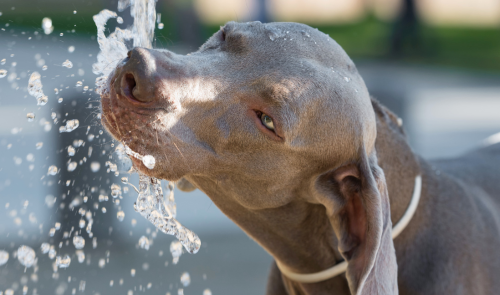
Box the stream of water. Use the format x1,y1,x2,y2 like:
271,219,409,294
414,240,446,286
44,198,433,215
0,0,206,294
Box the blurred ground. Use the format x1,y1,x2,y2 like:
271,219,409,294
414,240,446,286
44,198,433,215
0,1,499,294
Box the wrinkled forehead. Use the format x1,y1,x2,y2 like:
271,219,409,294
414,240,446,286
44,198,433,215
201,21,357,72
199,21,363,103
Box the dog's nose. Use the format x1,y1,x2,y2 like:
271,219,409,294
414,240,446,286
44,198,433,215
120,47,156,103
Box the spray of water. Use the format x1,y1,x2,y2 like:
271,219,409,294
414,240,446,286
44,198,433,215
93,0,201,255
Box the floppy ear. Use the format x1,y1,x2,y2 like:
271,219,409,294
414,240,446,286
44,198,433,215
317,147,398,295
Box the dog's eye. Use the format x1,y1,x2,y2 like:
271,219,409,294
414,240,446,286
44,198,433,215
260,113,275,131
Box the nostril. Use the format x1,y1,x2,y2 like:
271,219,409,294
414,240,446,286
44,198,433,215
122,73,137,100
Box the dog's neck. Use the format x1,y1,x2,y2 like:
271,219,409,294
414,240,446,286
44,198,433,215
189,100,421,293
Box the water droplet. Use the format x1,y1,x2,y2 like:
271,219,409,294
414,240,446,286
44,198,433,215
68,46,75,53
40,243,50,254
0,69,7,78
0,59,5,65
67,161,77,172
36,142,43,149
131,269,136,277
117,210,125,221
73,236,85,249
90,161,101,172
42,17,53,35
101,207,107,213
344,77,350,82
48,165,58,175
180,272,190,287
203,289,212,295
142,155,155,169
138,236,150,250
62,60,73,68
79,219,85,228
301,30,310,38
38,96,48,106
73,10,77,14
117,17,124,24
170,241,182,264
70,140,84,149
0,250,9,266
49,228,56,237
67,146,76,156
17,245,36,267
76,250,85,263
55,222,61,230
55,255,71,268
121,177,128,184
158,23,164,29
76,81,82,87
59,119,79,133
98,258,106,268
58,97,63,103
98,194,109,202
42,65,47,71
26,113,35,122
47,246,56,260
28,72,48,106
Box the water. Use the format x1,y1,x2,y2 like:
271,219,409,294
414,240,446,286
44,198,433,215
0,250,9,266
28,72,48,106
17,245,36,268
67,145,76,156
1,0,212,293
59,119,79,132
26,112,35,122
55,255,71,268
62,60,73,68
47,165,58,175
117,210,125,221
132,173,201,254
180,272,191,287
73,236,85,249
138,236,150,250
40,243,50,254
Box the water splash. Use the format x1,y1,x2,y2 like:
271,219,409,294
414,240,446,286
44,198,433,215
132,174,201,254
28,72,48,106
92,0,156,95
17,245,36,268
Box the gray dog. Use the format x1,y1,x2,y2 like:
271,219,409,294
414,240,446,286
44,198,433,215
100,21,500,295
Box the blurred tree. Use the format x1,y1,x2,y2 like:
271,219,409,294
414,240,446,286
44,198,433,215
390,0,421,57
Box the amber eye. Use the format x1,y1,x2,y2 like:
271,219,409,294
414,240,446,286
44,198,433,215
260,113,275,131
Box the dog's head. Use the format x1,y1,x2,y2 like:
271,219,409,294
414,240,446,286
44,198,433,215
101,21,397,294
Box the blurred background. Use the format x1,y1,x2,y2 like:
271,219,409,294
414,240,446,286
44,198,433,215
0,0,498,294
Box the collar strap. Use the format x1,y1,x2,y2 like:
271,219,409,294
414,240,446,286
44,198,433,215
276,175,422,284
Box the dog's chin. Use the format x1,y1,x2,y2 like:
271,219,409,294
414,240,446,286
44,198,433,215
129,156,186,182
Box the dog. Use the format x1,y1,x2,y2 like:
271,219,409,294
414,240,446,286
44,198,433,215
100,21,500,294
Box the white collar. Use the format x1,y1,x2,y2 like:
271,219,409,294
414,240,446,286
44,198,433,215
276,175,422,284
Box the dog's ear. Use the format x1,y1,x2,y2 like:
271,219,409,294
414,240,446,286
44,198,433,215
316,147,397,295
177,178,197,192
